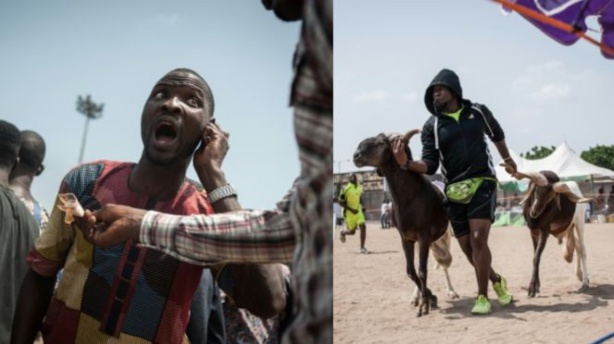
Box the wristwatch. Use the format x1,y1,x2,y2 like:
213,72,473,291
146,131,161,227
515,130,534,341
208,184,237,203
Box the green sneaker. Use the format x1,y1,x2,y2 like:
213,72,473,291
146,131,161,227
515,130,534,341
493,275,513,306
471,295,491,315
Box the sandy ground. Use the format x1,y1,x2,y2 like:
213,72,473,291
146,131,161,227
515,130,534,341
333,221,614,344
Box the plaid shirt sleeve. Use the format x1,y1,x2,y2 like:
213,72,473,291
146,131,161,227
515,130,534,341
139,208,296,266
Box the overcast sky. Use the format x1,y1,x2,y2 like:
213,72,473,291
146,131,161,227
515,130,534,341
334,0,614,174
1,1,300,210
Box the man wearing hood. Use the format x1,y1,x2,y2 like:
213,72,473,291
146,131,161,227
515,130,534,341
392,68,516,315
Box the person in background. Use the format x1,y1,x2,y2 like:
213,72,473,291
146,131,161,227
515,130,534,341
607,185,614,216
9,130,49,233
594,187,605,216
387,199,395,228
338,173,369,254
380,199,390,229
0,120,40,343
510,192,521,209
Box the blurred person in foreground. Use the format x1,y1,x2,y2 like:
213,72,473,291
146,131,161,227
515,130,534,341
0,120,39,343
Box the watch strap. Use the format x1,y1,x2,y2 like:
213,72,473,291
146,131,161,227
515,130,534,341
208,184,237,203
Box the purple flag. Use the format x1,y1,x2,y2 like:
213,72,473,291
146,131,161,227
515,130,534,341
501,0,614,59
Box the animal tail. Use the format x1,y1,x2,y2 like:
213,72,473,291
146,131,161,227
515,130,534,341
431,231,452,268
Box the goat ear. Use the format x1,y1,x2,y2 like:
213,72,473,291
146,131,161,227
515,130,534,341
376,168,383,177
552,182,592,203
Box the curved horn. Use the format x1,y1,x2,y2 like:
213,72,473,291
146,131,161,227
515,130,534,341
401,129,421,143
552,182,592,203
518,183,535,206
385,132,403,143
513,170,549,187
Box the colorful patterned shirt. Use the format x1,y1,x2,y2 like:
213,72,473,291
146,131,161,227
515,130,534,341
221,291,281,344
26,161,213,343
139,1,333,343
218,264,290,344
16,196,50,233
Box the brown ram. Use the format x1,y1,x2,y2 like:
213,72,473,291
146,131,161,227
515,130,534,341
515,169,591,297
353,129,458,316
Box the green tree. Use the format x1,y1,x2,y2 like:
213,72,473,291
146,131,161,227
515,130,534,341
520,145,556,160
580,145,614,171
76,95,104,163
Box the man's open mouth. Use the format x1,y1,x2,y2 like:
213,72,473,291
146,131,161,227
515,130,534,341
154,121,178,144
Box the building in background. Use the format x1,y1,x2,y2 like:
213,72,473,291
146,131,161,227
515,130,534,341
333,170,443,221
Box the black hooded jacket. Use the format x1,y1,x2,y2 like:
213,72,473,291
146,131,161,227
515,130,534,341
420,69,505,184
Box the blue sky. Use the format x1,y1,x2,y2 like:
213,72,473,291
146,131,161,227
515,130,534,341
1,1,301,210
334,0,614,174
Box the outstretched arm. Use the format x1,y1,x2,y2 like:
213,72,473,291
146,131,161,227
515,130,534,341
88,205,296,264
83,206,295,317
477,104,517,176
193,120,288,318
494,139,517,176
84,212,293,318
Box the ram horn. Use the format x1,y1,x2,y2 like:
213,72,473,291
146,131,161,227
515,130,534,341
514,171,549,187
401,129,421,144
385,132,403,143
552,182,592,203
518,183,535,206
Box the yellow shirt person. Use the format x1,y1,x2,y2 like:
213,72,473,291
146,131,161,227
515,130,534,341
338,173,368,254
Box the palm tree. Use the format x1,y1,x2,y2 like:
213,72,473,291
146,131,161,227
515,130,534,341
76,95,104,163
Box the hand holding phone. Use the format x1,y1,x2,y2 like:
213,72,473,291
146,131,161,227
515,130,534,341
193,119,230,187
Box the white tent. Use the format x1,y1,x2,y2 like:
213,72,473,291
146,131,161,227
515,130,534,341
495,142,614,183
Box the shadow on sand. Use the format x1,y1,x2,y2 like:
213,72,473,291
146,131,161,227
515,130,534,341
440,283,614,320
573,283,614,300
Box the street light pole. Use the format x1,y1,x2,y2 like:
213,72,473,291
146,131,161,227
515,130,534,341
334,159,350,173
78,116,91,164
76,94,104,164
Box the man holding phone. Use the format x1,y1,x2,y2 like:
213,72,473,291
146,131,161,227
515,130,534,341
60,1,333,342
11,68,287,343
